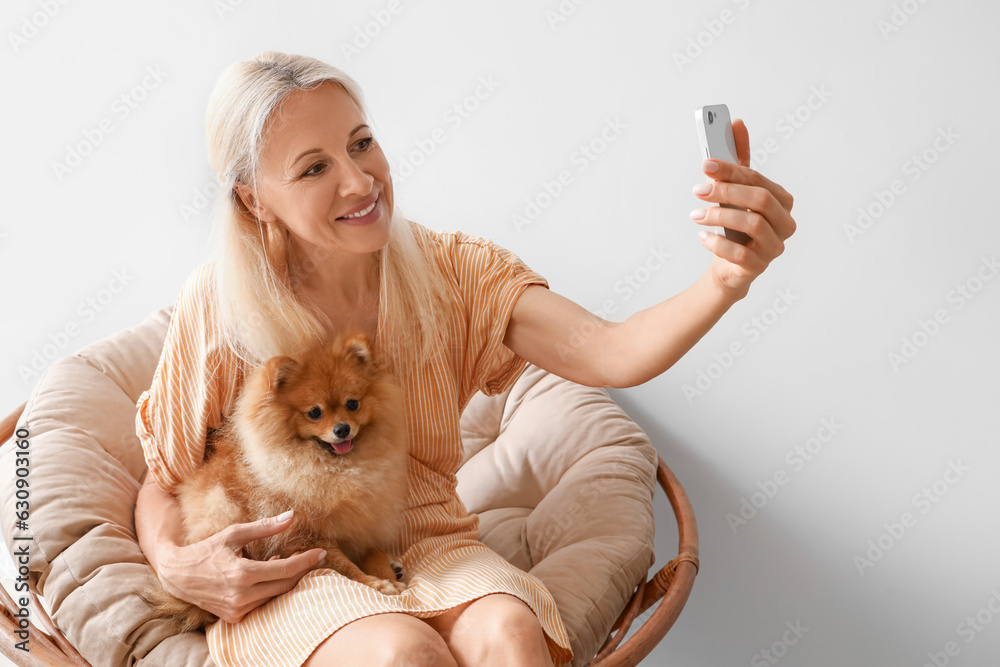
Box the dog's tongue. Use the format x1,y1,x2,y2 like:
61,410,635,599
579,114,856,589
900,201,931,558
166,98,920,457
332,439,353,454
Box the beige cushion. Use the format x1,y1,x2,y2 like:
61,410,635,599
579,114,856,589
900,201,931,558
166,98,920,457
1,306,656,667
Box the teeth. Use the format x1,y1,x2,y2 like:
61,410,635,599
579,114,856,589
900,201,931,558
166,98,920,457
343,199,377,219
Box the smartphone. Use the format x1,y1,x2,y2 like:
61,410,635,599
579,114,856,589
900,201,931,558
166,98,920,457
694,104,751,245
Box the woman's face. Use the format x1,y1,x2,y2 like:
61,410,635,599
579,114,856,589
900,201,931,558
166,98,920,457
237,81,393,260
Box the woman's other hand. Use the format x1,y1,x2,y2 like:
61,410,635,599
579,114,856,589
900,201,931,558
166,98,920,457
156,511,327,624
136,475,327,625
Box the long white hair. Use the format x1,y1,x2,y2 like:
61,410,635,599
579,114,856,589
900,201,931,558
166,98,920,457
203,50,446,376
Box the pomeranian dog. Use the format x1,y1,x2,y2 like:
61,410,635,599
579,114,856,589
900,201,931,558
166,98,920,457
142,333,409,632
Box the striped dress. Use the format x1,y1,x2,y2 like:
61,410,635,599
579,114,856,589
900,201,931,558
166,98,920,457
135,222,574,667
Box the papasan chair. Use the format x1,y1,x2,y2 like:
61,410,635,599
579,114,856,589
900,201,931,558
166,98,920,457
0,304,698,666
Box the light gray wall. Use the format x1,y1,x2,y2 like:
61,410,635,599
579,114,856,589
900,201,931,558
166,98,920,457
2,1,997,665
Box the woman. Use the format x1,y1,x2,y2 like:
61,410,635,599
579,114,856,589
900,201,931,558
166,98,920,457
134,51,794,667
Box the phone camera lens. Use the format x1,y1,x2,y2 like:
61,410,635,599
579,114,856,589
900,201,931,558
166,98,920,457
707,111,715,124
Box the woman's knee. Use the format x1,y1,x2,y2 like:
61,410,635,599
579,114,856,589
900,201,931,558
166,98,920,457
304,613,456,667
479,595,548,649
441,594,552,666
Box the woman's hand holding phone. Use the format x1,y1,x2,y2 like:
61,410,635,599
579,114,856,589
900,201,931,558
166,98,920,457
691,116,797,300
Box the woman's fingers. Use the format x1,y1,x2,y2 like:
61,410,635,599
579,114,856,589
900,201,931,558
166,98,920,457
701,158,795,214
242,549,327,581
245,563,324,604
732,119,751,167
698,231,768,274
693,131,796,294
220,510,296,553
691,206,785,258
693,177,796,243
216,550,328,623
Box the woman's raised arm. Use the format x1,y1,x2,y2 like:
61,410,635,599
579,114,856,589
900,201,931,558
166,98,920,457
503,120,795,389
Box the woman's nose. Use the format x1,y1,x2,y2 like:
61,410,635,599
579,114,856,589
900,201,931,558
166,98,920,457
336,159,374,197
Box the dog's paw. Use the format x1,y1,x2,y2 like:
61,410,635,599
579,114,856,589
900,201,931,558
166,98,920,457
390,561,405,581
369,578,405,596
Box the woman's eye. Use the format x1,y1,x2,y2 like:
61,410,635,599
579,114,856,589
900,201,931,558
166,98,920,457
307,406,323,420
346,399,359,412
302,162,325,177
355,137,374,152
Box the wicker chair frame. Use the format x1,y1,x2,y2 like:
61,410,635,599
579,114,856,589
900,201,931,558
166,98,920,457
0,400,698,667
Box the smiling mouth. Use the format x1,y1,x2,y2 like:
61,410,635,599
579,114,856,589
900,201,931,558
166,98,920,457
338,196,378,220
312,435,354,454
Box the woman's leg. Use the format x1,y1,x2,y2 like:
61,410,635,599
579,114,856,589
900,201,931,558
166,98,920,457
303,612,458,667
423,593,555,667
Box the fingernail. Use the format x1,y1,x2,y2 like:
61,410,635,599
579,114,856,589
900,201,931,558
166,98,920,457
702,159,719,173
690,208,706,220
693,182,712,196
318,549,328,563
276,510,294,522
699,230,710,242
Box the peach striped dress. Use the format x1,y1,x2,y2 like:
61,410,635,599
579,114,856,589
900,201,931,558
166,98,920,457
135,222,574,667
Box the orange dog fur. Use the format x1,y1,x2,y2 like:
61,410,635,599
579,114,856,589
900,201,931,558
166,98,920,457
142,334,409,632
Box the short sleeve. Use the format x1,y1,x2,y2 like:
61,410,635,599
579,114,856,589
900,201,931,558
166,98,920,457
134,262,241,494
448,232,549,397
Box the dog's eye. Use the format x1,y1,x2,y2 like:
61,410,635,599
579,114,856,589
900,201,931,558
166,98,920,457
345,399,359,412
307,406,323,420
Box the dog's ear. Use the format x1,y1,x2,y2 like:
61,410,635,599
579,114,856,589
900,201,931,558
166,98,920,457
261,355,298,391
342,334,371,366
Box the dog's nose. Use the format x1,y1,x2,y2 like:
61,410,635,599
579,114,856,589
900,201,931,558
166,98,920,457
333,423,351,439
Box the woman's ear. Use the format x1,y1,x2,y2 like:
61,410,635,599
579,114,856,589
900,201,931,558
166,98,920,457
234,181,275,223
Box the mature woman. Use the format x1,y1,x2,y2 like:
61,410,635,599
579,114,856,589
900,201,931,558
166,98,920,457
133,51,794,667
